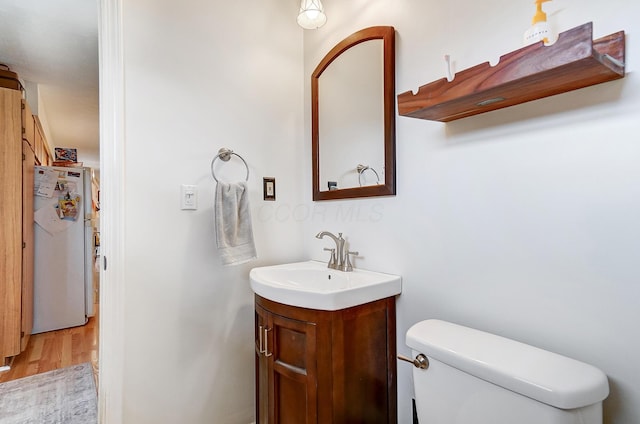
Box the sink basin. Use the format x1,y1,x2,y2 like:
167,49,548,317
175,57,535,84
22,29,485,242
249,261,401,310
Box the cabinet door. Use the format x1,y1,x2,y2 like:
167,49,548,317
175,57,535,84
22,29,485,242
269,313,317,424
255,305,270,424
21,140,35,351
256,305,319,424
0,88,23,360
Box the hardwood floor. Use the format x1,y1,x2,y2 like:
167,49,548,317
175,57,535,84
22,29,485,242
0,306,98,384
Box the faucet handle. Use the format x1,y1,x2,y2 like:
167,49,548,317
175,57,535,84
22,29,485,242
343,251,359,272
323,248,337,269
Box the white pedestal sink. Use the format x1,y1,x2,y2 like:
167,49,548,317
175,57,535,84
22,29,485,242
249,260,401,311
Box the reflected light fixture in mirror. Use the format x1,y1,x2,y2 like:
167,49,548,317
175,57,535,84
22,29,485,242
297,0,327,29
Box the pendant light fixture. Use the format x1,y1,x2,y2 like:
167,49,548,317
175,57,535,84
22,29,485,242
297,0,327,30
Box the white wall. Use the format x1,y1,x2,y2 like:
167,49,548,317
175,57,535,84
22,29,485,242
119,0,304,422
303,1,640,423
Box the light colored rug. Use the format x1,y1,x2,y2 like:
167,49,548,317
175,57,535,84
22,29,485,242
0,363,97,424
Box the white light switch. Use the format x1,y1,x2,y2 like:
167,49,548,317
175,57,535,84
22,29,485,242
181,184,197,210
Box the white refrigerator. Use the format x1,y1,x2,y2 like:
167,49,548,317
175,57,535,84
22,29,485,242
33,166,95,334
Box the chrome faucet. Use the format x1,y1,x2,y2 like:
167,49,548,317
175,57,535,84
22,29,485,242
315,231,358,271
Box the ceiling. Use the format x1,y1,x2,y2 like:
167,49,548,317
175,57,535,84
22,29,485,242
0,0,100,170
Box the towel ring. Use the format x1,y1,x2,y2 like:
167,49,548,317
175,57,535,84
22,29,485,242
357,164,380,186
211,148,249,182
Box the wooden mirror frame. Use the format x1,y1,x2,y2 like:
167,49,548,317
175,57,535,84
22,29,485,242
312,26,396,201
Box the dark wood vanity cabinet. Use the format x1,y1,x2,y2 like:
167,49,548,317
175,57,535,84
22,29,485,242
255,295,397,424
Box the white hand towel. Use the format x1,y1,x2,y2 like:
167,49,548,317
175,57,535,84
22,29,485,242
215,181,257,266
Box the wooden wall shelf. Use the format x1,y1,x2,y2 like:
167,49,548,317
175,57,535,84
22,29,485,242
397,22,625,122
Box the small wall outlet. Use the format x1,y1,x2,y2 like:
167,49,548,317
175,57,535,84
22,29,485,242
263,177,276,201
181,184,197,210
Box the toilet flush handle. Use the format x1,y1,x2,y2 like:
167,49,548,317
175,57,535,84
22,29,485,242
398,353,429,370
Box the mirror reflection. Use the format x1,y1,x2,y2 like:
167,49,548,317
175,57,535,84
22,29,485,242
319,40,384,191
312,26,396,201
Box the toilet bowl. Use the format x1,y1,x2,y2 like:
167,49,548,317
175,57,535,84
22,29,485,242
406,319,609,424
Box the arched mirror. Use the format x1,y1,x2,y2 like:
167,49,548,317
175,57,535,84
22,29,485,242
312,26,396,201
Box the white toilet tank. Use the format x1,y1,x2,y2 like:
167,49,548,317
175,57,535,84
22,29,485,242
406,320,609,424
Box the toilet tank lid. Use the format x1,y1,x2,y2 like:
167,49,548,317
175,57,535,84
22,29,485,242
406,320,609,410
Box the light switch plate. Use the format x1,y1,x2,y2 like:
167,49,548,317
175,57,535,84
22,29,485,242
181,184,197,210
263,177,276,201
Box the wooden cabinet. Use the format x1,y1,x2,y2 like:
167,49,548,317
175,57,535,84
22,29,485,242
255,295,397,424
20,97,52,166
34,117,52,166
0,86,35,362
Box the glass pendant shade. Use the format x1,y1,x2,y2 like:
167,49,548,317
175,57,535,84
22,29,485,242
297,0,327,29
